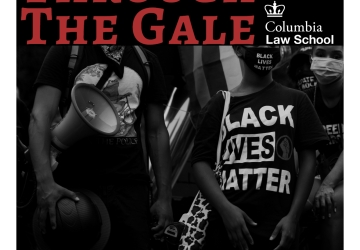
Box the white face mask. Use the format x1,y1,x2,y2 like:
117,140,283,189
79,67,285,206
310,57,344,85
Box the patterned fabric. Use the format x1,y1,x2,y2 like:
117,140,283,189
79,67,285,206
178,91,230,250
100,45,125,65
178,161,224,250
178,192,211,250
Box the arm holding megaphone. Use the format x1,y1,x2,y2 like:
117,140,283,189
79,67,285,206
29,85,80,234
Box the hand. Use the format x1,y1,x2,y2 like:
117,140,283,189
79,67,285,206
150,199,173,240
36,181,79,233
270,215,297,250
220,203,257,250
314,183,337,219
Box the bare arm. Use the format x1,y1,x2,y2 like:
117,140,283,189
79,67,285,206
192,161,257,249
145,102,173,237
321,151,343,188
289,149,317,221
29,86,61,185
192,161,232,214
29,85,78,233
314,151,343,218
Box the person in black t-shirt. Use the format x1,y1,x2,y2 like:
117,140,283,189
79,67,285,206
287,46,318,92
28,46,173,250
191,45,328,250
305,45,344,250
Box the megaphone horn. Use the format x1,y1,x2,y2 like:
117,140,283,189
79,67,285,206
51,83,120,152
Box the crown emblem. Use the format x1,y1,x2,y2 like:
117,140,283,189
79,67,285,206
265,1,285,17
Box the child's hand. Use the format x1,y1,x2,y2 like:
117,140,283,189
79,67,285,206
220,203,257,250
270,215,297,250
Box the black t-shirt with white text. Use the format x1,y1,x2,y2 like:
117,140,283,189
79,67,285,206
192,82,328,238
305,85,343,179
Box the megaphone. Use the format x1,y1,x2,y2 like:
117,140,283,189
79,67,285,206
19,83,120,212
51,83,120,152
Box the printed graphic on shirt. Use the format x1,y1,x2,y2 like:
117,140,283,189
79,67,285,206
220,167,291,194
221,105,295,163
222,132,276,164
298,76,317,91
222,105,294,135
218,104,295,194
75,64,143,138
323,123,343,145
276,135,293,160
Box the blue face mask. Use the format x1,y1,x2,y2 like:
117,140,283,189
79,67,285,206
310,57,344,85
234,47,281,76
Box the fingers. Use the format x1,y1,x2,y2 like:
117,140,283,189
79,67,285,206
226,230,238,249
229,228,248,250
314,195,320,212
38,207,48,234
48,205,57,230
273,232,294,250
63,189,80,202
37,186,79,234
151,217,166,239
151,212,171,242
241,224,254,247
273,241,284,250
331,194,337,213
325,194,333,218
242,212,257,227
320,196,326,219
314,193,325,219
150,201,173,241
236,228,249,250
226,224,253,250
273,244,282,250
270,225,280,241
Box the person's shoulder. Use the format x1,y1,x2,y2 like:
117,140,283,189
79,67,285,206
212,90,227,101
274,81,308,98
302,86,316,101
198,91,226,119
125,46,160,65
205,91,226,109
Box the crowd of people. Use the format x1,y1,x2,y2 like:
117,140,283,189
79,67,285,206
17,45,343,250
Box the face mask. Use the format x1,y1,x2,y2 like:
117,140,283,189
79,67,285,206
310,57,344,85
237,47,281,76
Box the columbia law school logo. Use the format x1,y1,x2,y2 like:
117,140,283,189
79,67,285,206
265,1,285,17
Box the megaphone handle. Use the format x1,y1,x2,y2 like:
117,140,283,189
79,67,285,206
96,63,114,90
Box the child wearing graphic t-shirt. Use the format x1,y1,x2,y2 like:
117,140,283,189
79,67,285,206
191,46,329,250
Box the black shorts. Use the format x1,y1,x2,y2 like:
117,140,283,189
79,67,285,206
84,183,151,250
54,166,152,250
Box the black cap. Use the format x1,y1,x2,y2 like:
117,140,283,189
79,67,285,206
287,46,313,81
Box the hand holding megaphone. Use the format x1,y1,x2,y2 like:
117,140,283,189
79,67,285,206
48,83,121,170
19,83,121,236
23,82,121,171
51,83,120,152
